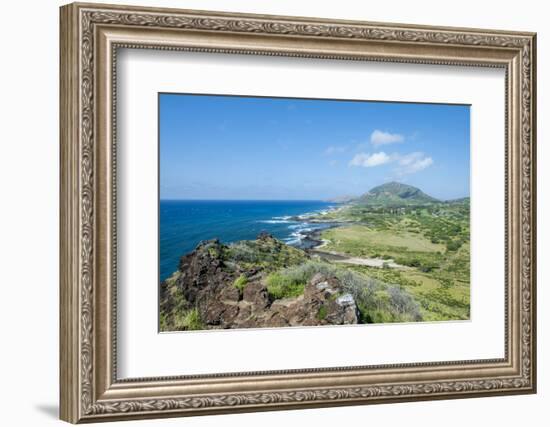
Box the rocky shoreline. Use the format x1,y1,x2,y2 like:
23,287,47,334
286,205,348,250
295,223,339,251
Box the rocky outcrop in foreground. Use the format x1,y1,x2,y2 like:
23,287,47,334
160,234,360,330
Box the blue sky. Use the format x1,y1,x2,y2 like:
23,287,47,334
159,93,470,201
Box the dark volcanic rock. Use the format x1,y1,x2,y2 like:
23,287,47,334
265,273,359,327
176,239,230,303
242,281,269,308
257,231,274,241
163,236,360,330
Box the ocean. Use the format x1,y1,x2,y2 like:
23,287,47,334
159,200,337,281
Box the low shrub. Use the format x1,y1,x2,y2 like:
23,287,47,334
227,242,261,264
173,308,204,331
446,240,461,251
265,260,422,323
265,273,305,299
317,305,328,320
233,274,248,292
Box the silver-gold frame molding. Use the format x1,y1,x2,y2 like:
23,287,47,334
60,2,537,423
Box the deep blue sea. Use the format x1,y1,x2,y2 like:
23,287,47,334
159,200,337,281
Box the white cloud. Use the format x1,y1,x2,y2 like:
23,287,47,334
396,152,433,175
349,152,392,167
370,130,404,146
324,145,347,155
349,150,433,175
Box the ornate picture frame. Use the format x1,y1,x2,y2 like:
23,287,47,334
60,2,536,423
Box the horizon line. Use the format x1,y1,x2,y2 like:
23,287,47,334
159,196,470,202
159,198,334,202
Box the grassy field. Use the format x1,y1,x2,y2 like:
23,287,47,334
322,224,445,255
317,202,470,321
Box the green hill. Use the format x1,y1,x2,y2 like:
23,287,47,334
445,196,470,205
354,182,439,206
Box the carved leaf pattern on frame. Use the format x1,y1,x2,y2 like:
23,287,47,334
77,9,534,416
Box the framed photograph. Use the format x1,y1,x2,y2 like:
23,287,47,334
60,2,537,423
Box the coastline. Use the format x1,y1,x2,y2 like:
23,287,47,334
286,204,347,251
159,199,338,281
296,223,339,251
293,206,409,270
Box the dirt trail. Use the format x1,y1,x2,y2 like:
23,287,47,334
311,249,409,269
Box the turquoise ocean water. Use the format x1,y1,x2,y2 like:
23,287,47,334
159,200,337,281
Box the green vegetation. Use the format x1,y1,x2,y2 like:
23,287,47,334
322,224,444,255
173,308,204,331
317,305,328,320
233,274,248,292
159,271,205,331
265,272,306,299
224,236,308,272
312,195,470,322
354,182,439,206
264,260,421,323
347,265,469,321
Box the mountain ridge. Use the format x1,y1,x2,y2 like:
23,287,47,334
353,182,440,206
